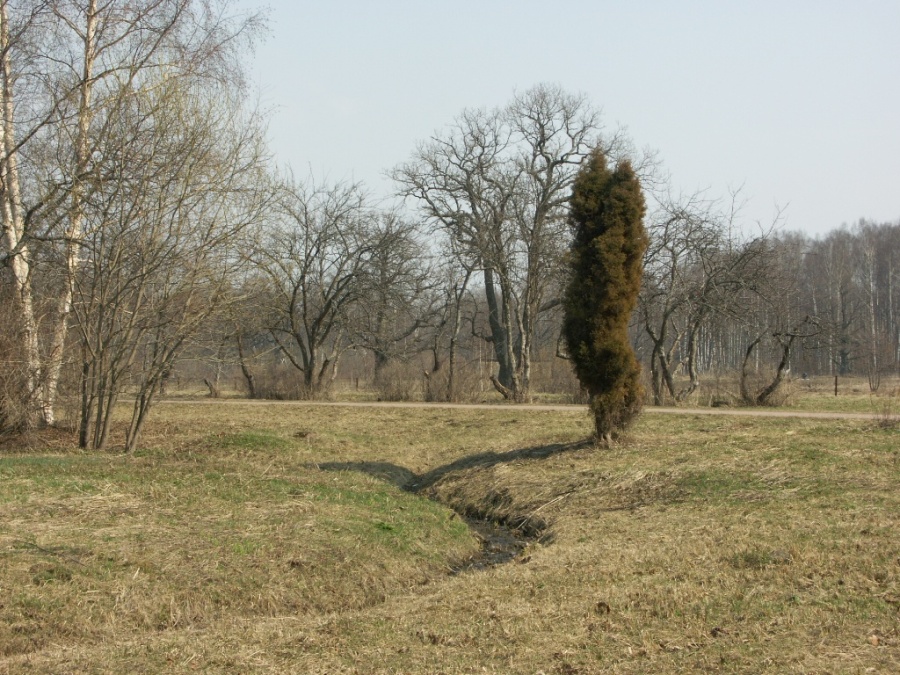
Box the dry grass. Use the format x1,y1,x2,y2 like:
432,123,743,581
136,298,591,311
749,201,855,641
1,402,898,673
634,371,900,414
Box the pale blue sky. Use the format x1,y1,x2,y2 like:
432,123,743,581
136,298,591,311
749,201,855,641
236,1,899,236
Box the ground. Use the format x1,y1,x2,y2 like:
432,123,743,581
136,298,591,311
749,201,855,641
0,392,898,673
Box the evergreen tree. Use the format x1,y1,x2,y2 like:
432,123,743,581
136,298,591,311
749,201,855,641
564,150,648,443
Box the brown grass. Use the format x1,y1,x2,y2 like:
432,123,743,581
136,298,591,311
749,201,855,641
1,402,898,673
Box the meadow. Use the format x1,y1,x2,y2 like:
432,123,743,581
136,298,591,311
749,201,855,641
1,394,898,673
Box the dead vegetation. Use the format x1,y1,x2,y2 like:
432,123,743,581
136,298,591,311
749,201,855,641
1,402,898,673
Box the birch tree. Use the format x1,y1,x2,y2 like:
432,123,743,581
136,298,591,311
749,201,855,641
0,1,44,429
71,75,268,451
41,0,264,426
0,0,265,431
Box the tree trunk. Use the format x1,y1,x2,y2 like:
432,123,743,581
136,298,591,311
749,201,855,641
78,356,92,448
658,351,677,402
42,0,98,427
741,332,796,406
235,334,257,399
0,1,41,429
739,336,762,404
754,333,798,406
676,319,703,401
483,267,515,394
204,378,221,398
447,315,461,402
126,385,158,454
446,267,471,402
373,349,389,380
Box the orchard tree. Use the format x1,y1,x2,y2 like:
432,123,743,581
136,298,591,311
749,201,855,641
563,150,647,444
638,190,776,404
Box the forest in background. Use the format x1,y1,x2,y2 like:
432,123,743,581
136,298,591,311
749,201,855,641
179,217,900,409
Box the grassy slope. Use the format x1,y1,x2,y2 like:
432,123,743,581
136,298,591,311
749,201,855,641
1,403,898,673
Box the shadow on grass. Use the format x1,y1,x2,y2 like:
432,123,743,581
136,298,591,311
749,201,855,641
314,439,593,494
313,439,592,571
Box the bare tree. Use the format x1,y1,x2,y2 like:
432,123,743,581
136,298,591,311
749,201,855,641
70,75,268,451
0,0,266,430
851,220,895,391
44,0,265,425
0,1,44,429
222,275,276,399
722,232,818,405
638,189,775,404
813,230,859,385
352,212,435,379
739,317,819,405
254,176,377,399
394,84,613,401
638,192,718,404
425,253,474,402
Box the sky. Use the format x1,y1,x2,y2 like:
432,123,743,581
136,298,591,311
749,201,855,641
234,0,900,237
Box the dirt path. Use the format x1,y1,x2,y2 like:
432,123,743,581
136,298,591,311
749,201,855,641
161,398,882,420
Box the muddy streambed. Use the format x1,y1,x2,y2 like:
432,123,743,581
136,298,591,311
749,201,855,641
451,517,533,572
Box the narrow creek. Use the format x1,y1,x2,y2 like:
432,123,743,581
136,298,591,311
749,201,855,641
449,517,533,573
314,440,588,573
313,462,545,572
400,482,549,574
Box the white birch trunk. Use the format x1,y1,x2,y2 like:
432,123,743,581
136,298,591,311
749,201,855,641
42,0,97,426
0,0,42,427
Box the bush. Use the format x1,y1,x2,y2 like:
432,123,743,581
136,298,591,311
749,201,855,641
374,362,423,402
563,150,648,442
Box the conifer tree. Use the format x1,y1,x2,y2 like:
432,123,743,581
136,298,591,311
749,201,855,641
563,150,648,443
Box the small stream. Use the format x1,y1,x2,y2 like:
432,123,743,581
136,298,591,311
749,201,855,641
451,517,532,573
314,458,554,573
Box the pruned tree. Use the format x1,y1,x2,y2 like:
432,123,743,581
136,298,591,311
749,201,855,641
563,150,648,444
638,192,720,404
739,317,819,405
638,189,776,404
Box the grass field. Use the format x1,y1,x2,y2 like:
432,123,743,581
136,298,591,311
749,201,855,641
1,400,898,673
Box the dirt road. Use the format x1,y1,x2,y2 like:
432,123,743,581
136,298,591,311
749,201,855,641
162,398,882,420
